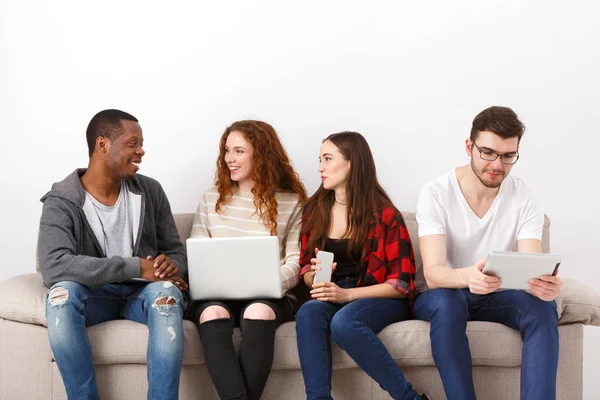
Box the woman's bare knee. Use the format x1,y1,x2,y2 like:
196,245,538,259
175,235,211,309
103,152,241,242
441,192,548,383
199,305,230,324
243,303,276,320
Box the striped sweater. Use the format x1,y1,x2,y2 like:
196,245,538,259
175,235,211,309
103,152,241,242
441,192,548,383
191,186,302,292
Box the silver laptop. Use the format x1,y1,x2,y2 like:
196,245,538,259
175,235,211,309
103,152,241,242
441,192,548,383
186,236,283,300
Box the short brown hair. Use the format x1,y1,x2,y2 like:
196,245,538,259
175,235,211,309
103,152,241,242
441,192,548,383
470,106,525,142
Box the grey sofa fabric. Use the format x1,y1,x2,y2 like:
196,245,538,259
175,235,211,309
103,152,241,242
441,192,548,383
0,212,599,400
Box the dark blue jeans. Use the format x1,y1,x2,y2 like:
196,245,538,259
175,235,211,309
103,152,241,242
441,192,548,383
295,278,420,400
413,288,559,400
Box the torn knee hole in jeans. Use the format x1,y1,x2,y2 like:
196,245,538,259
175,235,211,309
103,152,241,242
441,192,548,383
154,295,177,306
49,287,69,306
151,294,178,316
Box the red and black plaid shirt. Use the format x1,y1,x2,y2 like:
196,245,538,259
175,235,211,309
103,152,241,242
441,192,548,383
300,207,416,296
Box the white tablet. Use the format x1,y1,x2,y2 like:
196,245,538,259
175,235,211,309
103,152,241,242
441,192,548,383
482,251,562,290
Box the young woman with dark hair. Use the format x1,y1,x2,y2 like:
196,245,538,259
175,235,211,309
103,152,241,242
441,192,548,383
295,132,429,400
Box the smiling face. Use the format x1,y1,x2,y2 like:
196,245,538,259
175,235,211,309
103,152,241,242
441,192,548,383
224,130,255,190
468,130,519,188
104,119,145,180
318,140,351,191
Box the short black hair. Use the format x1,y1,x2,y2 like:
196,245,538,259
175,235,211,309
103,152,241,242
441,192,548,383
86,109,138,157
470,106,525,143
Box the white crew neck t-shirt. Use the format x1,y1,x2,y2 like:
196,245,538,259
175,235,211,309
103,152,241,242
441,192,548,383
416,168,544,270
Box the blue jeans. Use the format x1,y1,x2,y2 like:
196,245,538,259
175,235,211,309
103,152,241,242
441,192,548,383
46,281,185,400
296,278,420,400
413,288,559,400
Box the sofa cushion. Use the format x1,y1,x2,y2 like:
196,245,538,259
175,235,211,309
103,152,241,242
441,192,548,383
174,213,194,249
372,320,523,367
62,319,523,368
272,320,523,370
2,271,600,330
555,278,600,326
0,273,48,326
82,320,205,365
2,275,593,371
1,272,600,330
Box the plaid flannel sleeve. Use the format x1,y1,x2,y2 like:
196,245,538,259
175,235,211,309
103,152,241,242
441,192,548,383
382,208,416,295
299,232,314,277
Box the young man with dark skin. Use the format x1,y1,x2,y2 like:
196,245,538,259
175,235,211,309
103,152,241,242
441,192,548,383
39,109,188,400
414,106,562,400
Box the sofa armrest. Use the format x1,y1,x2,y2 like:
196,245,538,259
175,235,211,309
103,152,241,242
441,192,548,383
0,273,48,327
556,278,600,326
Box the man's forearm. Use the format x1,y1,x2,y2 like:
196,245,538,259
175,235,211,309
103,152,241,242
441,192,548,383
424,265,470,289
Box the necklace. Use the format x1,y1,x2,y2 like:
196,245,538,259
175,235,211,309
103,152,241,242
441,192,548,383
335,199,347,206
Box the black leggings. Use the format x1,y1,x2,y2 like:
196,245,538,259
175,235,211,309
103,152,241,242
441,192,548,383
192,298,293,400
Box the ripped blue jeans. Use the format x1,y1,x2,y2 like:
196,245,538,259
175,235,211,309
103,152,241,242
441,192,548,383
46,281,185,400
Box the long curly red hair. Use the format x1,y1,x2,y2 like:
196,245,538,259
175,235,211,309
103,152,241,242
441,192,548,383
214,120,307,235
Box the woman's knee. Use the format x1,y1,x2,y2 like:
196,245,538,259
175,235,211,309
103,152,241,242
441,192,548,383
199,305,231,324
295,300,330,325
328,299,384,344
330,312,354,344
242,302,276,321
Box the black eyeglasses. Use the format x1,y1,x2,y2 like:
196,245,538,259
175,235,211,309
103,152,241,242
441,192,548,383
472,142,519,165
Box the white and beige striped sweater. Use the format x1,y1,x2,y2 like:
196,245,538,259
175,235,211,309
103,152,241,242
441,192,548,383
190,186,302,292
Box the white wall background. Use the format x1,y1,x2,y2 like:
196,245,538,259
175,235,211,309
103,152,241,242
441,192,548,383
1,0,598,397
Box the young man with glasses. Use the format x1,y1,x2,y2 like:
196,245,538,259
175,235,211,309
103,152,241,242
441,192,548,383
414,106,562,400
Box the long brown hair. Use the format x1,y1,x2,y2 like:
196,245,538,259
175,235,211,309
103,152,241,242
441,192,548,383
214,120,307,235
301,132,398,261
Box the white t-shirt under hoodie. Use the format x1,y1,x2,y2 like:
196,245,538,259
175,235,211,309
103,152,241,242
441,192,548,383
416,168,544,272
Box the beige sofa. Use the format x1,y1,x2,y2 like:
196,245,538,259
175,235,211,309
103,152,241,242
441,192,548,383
1,212,599,400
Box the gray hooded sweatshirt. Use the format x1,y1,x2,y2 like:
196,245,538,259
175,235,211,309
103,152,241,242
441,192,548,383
38,169,187,288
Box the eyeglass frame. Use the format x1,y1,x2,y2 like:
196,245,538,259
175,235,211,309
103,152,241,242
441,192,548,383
471,141,520,165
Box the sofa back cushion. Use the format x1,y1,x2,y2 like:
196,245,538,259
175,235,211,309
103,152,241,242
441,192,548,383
174,214,194,247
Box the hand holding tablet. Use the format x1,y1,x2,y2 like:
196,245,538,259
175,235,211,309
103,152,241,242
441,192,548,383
482,251,562,290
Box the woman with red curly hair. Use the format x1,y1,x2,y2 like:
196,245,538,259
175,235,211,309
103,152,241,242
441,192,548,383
190,120,306,400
